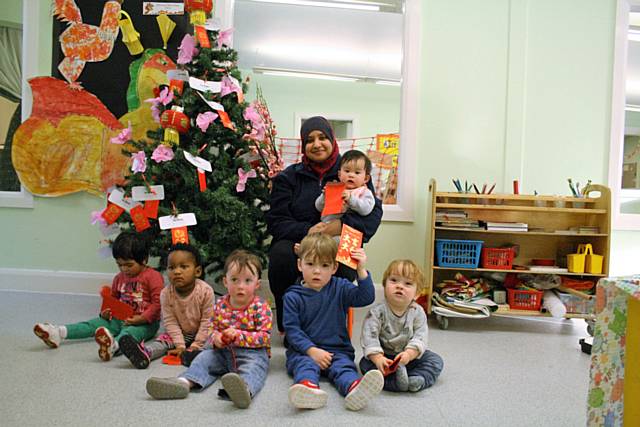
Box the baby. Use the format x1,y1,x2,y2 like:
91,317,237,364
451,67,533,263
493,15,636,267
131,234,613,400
359,259,443,392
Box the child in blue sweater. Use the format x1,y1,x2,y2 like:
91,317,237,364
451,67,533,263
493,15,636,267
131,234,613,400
284,233,383,411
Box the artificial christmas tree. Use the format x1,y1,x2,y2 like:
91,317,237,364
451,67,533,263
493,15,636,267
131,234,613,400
95,13,281,278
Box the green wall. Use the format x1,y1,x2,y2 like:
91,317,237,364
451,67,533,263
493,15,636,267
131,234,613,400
2,0,640,291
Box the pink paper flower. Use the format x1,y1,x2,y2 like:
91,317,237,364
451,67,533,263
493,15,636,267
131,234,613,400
217,28,233,48
196,111,219,132
90,209,107,226
151,144,175,163
221,75,241,98
158,87,173,105
236,167,257,192
178,34,199,64
144,87,173,123
131,151,147,173
110,122,132,145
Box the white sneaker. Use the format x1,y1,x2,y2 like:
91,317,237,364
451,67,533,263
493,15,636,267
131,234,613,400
94,327,118,361
345,370,384,411
33,323,62,348
288,381,328,409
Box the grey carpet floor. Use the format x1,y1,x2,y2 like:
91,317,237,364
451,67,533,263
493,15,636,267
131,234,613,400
0,289,591,426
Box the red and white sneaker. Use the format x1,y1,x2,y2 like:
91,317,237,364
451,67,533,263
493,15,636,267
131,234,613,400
288,380,328,409
94,327,117,361
345,370,384,411
33,323,62,348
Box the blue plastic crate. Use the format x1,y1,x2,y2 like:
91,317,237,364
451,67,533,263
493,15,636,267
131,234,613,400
435,239,483,268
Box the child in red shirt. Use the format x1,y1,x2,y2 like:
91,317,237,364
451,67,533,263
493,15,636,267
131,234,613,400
33,231,163,362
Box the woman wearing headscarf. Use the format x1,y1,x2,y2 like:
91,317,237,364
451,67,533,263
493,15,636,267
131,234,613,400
266,116,383,332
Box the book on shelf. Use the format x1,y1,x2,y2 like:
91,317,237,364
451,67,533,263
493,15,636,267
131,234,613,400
436,210,467,219
485,221,528,232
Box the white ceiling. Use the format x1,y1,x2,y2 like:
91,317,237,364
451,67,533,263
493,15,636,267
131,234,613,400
233,0,404,81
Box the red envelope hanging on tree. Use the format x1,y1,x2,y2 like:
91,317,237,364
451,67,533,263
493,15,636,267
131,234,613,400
335,224,363,269
101,202,125,225
322,182,345,217
100,286,134,320
129,205,151,232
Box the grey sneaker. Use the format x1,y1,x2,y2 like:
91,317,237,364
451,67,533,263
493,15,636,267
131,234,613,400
345,370,384,411
395,364,409,392
221,373,252,409
146,377,190,400
288,381,328,409
34,323,62,348
408,376,425,392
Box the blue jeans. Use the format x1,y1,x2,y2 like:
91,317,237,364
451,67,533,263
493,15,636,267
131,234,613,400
180,347,269,397
359,350,444,392
286,350,359,396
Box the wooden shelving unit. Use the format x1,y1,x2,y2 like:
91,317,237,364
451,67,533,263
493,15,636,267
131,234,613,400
426,179,611,327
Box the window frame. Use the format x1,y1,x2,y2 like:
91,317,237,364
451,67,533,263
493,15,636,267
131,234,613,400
0,0,33,208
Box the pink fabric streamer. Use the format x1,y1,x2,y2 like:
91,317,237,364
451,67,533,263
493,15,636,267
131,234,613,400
196,111,219,132
220,75,241,98
236,168,256,192
178,34,199,64
151,144,175,163
131,151,147,173
110,122,132,145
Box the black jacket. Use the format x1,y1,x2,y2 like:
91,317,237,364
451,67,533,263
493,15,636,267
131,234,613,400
266,157,383,244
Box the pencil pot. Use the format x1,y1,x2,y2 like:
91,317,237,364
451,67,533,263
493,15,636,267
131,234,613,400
435,239,483,268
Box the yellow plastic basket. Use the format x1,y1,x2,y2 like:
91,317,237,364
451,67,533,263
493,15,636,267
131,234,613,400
567,244,603,274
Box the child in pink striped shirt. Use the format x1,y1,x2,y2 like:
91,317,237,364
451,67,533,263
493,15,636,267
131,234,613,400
119,244,214,369
146,249,272,409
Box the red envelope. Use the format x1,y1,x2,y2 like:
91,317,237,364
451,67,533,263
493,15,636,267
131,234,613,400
194,25,211,48
384,356,401,376
162,354,183,365
143,200,159,219
335,224,363,269
171,226,189,244
321,182,345,217
129,205,151,232
101,203,124,225
100,286,134,321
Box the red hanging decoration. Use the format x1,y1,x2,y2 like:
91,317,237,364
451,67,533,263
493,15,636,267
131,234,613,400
184,0,213,25
160,106,190,146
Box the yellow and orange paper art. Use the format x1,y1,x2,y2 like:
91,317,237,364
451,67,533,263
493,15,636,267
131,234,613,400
54,0,122,84
11,77,128,197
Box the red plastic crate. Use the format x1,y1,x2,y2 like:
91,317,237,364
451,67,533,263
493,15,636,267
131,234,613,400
481,247,514,270
507,288,543,311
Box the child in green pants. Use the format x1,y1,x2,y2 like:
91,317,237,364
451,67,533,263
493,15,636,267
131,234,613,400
33,231,164,361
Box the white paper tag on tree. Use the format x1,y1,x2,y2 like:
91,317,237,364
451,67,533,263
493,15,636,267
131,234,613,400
183,151,212,172
131,185,165,201
189,77,221,93
108,188,141,211
159,213,197,230
167,69,189,81
197,91,225,111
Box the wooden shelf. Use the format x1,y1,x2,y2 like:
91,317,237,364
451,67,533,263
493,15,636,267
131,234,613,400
432,266,606,277
435,203,606,214
493,307,595,320
426,180,611,330
434,226,609,237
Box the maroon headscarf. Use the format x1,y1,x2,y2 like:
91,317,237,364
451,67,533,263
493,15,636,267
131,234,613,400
300,116,339,179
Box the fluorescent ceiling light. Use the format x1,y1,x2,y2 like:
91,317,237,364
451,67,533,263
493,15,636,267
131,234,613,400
245,0,380,12
375,79,401,86
629,29,640,42
626,104,640,112
256,68,360,82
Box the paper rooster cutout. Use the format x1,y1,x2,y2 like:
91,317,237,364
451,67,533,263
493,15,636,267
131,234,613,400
54,0,122,84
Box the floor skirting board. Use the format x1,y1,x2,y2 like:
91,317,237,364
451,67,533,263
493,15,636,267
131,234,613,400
0,268,113,294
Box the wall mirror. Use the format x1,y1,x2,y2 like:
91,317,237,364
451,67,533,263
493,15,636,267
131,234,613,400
228,0,419,221
610,0,640,228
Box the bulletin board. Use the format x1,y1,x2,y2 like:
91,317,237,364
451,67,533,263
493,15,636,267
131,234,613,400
51,0,191,118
